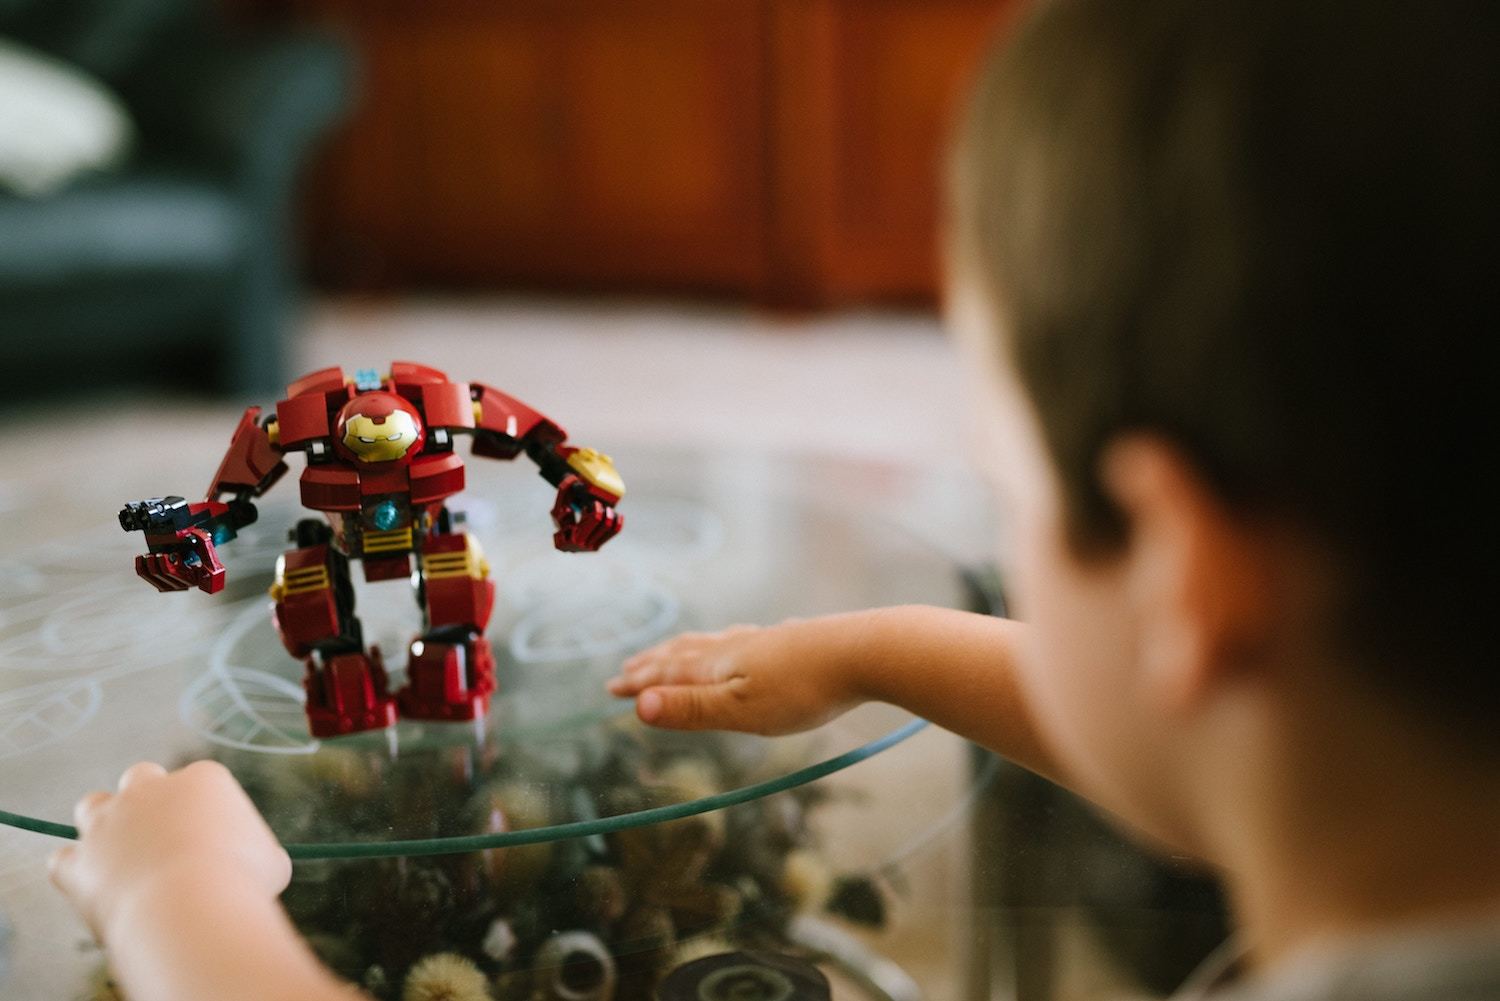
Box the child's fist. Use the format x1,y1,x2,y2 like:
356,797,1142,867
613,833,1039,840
48,760,291,942
607,620,865,736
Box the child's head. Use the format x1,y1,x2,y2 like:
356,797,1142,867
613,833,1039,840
951,0,1496,856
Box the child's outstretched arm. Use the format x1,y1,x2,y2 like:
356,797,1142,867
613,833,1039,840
49,761,359,1001
608,606,1066,786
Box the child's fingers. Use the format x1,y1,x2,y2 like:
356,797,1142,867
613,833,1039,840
621,645,678,675
46,845,79,905
606,674,649,697
46,844,76,890
268,846,294,893
636,683,748,732
47,845,103,941
617,662,665,691
609,654,673,694
47,845,83,911
117,761,167,792
622,631,721,672
73,790,112,834
607,659,665,694
47,844,82,904
178,758,236,785
623,635,692,666
188,762,294,893
242,844,295,897
615,656,721,695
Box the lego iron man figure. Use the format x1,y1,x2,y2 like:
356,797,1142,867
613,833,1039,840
120,362,624,738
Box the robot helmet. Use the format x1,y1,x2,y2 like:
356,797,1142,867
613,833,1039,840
335,391,425,465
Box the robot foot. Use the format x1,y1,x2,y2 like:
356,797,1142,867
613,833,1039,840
303,649,399,738
396,633,496,723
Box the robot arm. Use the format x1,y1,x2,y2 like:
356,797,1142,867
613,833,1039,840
469,383,625,552
120,407,287,593
206,405,288,503
119,497,236,594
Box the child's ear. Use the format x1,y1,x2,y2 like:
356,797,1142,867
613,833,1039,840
1099,435,1275,714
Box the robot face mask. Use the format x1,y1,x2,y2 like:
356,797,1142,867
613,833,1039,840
336,392,424,464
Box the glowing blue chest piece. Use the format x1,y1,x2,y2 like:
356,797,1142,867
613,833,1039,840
372,500,401,531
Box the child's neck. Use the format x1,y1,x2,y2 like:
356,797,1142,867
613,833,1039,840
1216,690,1500,970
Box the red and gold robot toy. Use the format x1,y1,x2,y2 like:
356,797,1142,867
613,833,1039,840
120,362,624,738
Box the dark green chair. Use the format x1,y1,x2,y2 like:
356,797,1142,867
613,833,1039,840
0,0,351,399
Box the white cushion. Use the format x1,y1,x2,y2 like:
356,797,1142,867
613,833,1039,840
0,36,133,197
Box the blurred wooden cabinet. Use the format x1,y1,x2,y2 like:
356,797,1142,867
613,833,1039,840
291,0,1018,304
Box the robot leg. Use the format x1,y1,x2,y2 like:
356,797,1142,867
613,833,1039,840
397,531,497,722
271,520,398,738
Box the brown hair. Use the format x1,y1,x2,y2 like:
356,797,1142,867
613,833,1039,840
952,0,1497,739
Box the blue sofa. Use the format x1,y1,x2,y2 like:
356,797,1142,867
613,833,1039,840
0,0,351,399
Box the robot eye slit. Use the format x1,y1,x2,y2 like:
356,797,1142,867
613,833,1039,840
359,436,376,443
387,434,402,441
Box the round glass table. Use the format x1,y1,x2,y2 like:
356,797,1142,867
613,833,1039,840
0,442,1009,1001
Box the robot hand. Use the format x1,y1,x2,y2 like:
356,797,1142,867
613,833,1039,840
119,498,228,594
550,475,623,553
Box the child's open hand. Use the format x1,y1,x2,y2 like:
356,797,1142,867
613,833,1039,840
607,618,868,735
48,760,292,943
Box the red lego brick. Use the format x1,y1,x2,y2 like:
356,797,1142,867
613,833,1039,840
299,466,361,511
397,636,495,722
472,383,560,442
276,392,334,449
356,466,409,497
420,532,495,630
390,360,450,386
420,381,475,429
286,366,346,398
410,452,465,505
362,553,411,583
271,546,341,657
304,650,397,737
424,533,465,555
208,406,286,498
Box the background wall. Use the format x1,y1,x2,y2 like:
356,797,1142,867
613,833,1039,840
244,0,1020,306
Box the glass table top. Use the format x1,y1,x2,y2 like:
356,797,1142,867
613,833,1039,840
2,437,1038,1000
0,447,980,852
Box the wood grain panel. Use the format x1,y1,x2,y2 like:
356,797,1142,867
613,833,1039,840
555,4,768,288
300,1,423,287
770,0,1016,305
407,17,563,248
287,0,1020,304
